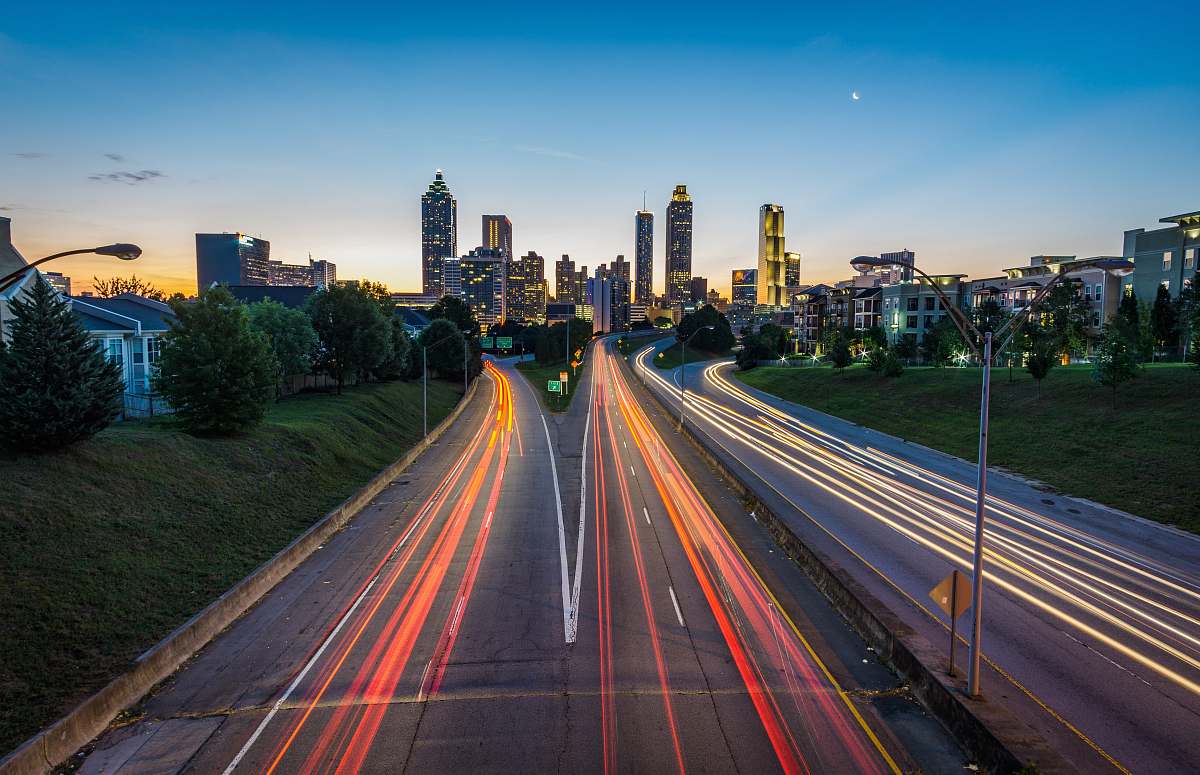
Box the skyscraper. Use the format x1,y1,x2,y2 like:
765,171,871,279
421,170,457,297
482,215,513,258
195,232,270,291
731,268,757,306
689,276,708,303
507,250,546,323
555,254,580,304
460,247,505,330
635,210,654,305
665,185,693,305
785,251,802,293
757,204,788,308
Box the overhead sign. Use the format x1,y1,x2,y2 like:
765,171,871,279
496,336,513,349
479,336,494,349
547,380,562,394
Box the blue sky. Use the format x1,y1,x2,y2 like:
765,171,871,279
2,1,1196,295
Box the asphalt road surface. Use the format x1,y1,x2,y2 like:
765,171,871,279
633,340,1200,775
74,351,963,774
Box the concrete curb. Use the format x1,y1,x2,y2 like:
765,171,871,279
0,377,484,775
621,354,1072,775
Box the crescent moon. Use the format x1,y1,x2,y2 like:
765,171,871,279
851,90,860,101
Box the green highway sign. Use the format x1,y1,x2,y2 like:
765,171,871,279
479,336,494,348
496,336,513,349
547,380,562,394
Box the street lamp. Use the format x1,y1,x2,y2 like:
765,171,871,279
421,328,471,437
679,325,716,430
849,254,1133,697
0,243,142,293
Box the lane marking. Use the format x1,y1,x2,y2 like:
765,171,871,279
541,413,575,644
221,574,380,775
630,465,636,477
644,507,652,526
668,585,686,627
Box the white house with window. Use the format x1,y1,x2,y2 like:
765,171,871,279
70,294,175,394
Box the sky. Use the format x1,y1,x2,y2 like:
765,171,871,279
2,1,1197,298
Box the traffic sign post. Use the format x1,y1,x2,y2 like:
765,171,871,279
480,336,494,349
496,336,512,350
547,379,561,394
929,569,972,677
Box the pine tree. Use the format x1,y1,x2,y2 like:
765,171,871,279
153,286,278,434
0,275,124,451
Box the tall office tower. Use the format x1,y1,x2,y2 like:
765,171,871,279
421,170,457,297
482,215,513,259
460,247,506,330
634,210,654,305
757,204,788,308
555,254,577,303
507,250,546,323
665,184,693,304
785,251,802,292
574,266,588,306
268,259,315,286
195,232,270,291
880,249,915,283
442,257,462,298
610,254,631,290
689,276,708,303
731,268,757,306
608,256,632,330
310,258,337,289
588,275,613,334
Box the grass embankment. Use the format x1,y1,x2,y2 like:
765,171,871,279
0,379,461,755
653,342,733,370
516,358,585,412
736,364,1197,530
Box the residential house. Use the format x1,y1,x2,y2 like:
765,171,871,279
70,293,176,395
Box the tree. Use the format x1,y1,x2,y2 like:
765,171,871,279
376,317,413,380
1025,335,1056,399
154,286,277,434
921,317,963,367
735,331,774,371
1092,323,1140,409
534,318,590,366
307,284,391,393
1038,279,1090,361
894,334,918,364
865,346,887,372
247,298,318,396
676,304,735,352
828,330,852,372
418,318,467,378
0,275,124,451
92,274,165,301
882,350,904,377
756,323,789,358
1150,283,1179,356
653,316,672,328
428,295,480,335
1117,288,1140,332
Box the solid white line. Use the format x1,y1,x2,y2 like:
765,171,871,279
541,413,574,644
643,507,651,526
221,573,380,774
630,465,636,477
669,586,686,627
568,361,595,644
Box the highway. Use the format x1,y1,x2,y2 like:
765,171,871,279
74,348,961,774
633,341,1200,775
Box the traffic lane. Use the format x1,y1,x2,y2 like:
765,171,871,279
398,358,572,773
604,347,917,775
77,375,499,775
228,367,513,774
671,359,1200,773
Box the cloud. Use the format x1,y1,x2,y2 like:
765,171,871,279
88,170,166,185
12,152,48,159
513,145,588,162
104,152,125,162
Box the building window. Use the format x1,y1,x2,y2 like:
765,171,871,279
1094,283,1102,302
923,314,934,329
1163,251,1173,271
1084,285,1092,300
1187,248,1196,270
907,298,918,312
906,315,918,330
105,337,123,365
1092,311,1100,327
924,297,935,311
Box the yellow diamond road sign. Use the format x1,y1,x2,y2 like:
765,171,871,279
929,570,971,620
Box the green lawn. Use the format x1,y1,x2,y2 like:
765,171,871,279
515,358,586,412
737,364,1198,531
653,342,733,370
0,379,461,756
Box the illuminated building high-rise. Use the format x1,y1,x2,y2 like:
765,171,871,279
785,251,802,294
482,215,513,258
556,254,578,303
635,210,654,305
421,170,457,297
731,268,757,306
460,247,505,331
757,204,788,308
665,185,693,304
507,250,546,323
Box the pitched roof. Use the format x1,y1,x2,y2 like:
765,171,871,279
70,293,176,334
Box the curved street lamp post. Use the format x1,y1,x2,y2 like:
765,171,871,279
0,243,142,294
850,254,1133,698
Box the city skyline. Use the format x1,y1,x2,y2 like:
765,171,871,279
2,2,1197,298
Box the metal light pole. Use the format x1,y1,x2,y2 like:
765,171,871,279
849,255,1132,697
678,325,715,430
0,243,142,293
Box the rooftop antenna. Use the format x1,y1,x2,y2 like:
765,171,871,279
643,190,646,211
